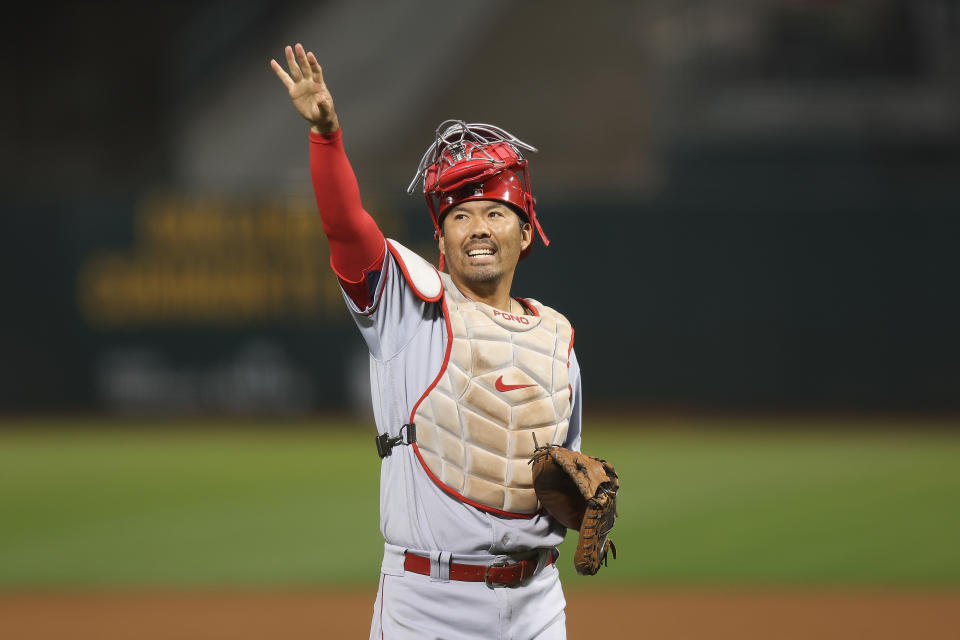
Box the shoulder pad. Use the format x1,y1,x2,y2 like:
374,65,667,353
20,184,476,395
386,239,443,302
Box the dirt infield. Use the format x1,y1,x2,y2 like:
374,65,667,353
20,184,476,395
3,589,959,639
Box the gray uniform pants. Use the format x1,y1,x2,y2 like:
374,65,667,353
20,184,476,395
369,543,566,640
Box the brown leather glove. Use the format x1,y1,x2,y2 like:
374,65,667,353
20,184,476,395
529,444,619,575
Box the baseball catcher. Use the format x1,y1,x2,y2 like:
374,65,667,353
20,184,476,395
272,41,622,639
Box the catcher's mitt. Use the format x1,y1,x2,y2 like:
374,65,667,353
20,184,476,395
529,442,619,575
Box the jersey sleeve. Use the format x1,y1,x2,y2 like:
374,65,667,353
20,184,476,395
310,129,441,361
310,128,386,309
340,246,442,362
563,348,583,452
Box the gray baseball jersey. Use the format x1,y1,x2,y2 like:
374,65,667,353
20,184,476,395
342,239,583,557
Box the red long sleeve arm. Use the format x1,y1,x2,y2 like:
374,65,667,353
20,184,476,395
310,129,386,306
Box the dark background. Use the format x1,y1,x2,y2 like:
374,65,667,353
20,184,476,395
2,0,958,417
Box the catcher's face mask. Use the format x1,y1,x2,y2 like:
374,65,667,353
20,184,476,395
407,120,549,268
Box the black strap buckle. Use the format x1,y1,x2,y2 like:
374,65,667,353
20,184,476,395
375,423,417,458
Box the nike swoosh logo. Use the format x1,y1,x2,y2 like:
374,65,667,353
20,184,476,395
495,376,536,392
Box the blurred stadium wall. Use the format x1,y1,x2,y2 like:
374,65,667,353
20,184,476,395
1,0,958,416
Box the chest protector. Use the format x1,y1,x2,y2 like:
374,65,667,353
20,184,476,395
392,241,574,517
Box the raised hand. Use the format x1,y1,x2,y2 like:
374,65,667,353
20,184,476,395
270,43,339,134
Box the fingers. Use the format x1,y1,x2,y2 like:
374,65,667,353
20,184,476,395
307,52,324,85
269,58,294,89
295,43,312,82
284,45,303,82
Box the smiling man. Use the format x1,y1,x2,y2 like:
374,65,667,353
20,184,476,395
273,43,616,640
441,198,530,295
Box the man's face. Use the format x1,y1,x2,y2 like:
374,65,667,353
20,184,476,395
438,200,532,286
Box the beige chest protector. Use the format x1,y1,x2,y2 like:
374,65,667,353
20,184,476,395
400,252,574,517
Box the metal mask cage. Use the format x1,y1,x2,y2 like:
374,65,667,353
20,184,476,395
406,120,538,196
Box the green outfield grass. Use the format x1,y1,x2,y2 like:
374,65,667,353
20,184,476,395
1,416,958,588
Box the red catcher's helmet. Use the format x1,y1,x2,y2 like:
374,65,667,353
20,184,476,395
407,121,549,267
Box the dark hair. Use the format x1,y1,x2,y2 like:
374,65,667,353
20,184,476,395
438,202,529,233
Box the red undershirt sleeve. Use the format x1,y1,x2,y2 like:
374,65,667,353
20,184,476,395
309,129,386,308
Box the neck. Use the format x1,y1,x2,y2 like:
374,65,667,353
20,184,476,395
448,271,516,312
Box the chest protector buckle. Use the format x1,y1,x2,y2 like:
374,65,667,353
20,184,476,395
375,423,417,459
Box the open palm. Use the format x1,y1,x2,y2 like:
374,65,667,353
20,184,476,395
271,43,339,134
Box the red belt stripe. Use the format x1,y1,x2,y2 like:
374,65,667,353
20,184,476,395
403,551,554,586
